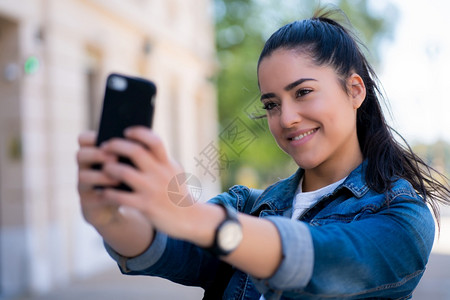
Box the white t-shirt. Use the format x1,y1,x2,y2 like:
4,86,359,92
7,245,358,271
259,176,346,300
291,176,346,220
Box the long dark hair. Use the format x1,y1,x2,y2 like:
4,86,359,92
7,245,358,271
257,8,450,226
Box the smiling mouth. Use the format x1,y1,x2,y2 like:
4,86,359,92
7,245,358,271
288,128,319,141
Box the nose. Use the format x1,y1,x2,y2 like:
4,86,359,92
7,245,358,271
279,100,301,128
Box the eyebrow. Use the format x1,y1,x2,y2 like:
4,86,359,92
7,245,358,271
285,78,317,91
260,78,317,101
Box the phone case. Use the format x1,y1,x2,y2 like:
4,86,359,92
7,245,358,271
94,73,157,191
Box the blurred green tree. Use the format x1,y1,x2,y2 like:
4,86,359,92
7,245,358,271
413,140,450,180
213,0,398,190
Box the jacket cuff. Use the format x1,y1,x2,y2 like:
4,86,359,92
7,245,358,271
104,230,168,272
251,217,314,291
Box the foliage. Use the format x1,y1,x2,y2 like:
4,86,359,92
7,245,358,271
413,140,450,180
213,0,398,190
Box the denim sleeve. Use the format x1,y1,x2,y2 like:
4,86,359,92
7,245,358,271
104,230,167,272
250,217,314,292
105,230,224,288
102,187,247,287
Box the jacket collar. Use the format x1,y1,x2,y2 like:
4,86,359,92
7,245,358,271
251,167,304,214
251,160,370,214
340,160,370,198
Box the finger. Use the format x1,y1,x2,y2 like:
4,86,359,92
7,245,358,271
101,138,157,172
78,131,97,147
102,188,145,212
102,161,148,191
78,169,120,191
124,127,169,163
77,147,117,169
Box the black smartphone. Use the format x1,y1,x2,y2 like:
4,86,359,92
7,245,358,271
93,73,157,191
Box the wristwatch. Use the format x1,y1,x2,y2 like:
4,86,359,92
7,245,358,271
207,203,243,256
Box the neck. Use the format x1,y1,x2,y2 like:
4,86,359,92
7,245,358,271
303,148,363,192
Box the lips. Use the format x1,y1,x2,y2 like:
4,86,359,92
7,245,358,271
287,128,319,141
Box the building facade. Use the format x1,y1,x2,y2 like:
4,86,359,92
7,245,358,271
0,0,218,297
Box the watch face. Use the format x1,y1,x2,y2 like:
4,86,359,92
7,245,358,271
218,221,243,252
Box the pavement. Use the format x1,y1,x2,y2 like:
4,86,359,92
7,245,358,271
11,269,205,300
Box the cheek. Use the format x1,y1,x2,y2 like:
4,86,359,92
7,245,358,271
325,106,357,138
267,117,286,144
267,117,278,137
318,94,355,127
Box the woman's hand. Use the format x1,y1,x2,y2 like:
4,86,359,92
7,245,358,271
77,131,121,228
77,130,155,257
99,126,191,239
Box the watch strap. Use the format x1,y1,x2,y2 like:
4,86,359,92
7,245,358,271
205,203,241,256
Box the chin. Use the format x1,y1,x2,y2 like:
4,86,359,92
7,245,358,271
293,156,322,170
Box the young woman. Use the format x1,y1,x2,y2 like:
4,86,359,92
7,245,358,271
77,8,450,299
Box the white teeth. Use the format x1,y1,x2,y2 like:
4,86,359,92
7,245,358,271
292,129,317,141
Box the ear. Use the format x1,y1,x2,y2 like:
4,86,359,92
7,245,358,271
348,73,366,109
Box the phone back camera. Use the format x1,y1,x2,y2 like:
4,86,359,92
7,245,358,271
108,75,128,92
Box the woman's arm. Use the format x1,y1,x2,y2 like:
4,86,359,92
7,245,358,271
178,203,283,279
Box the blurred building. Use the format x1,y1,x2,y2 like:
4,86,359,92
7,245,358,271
0,0,218,298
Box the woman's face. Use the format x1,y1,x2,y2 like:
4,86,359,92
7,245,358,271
258,49,365,175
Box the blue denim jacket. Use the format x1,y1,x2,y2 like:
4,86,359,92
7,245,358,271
105,162,435,299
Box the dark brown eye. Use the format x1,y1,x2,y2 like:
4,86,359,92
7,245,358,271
296,89,312,97
262,102,279,111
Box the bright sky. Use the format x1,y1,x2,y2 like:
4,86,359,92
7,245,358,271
378,0,450,144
